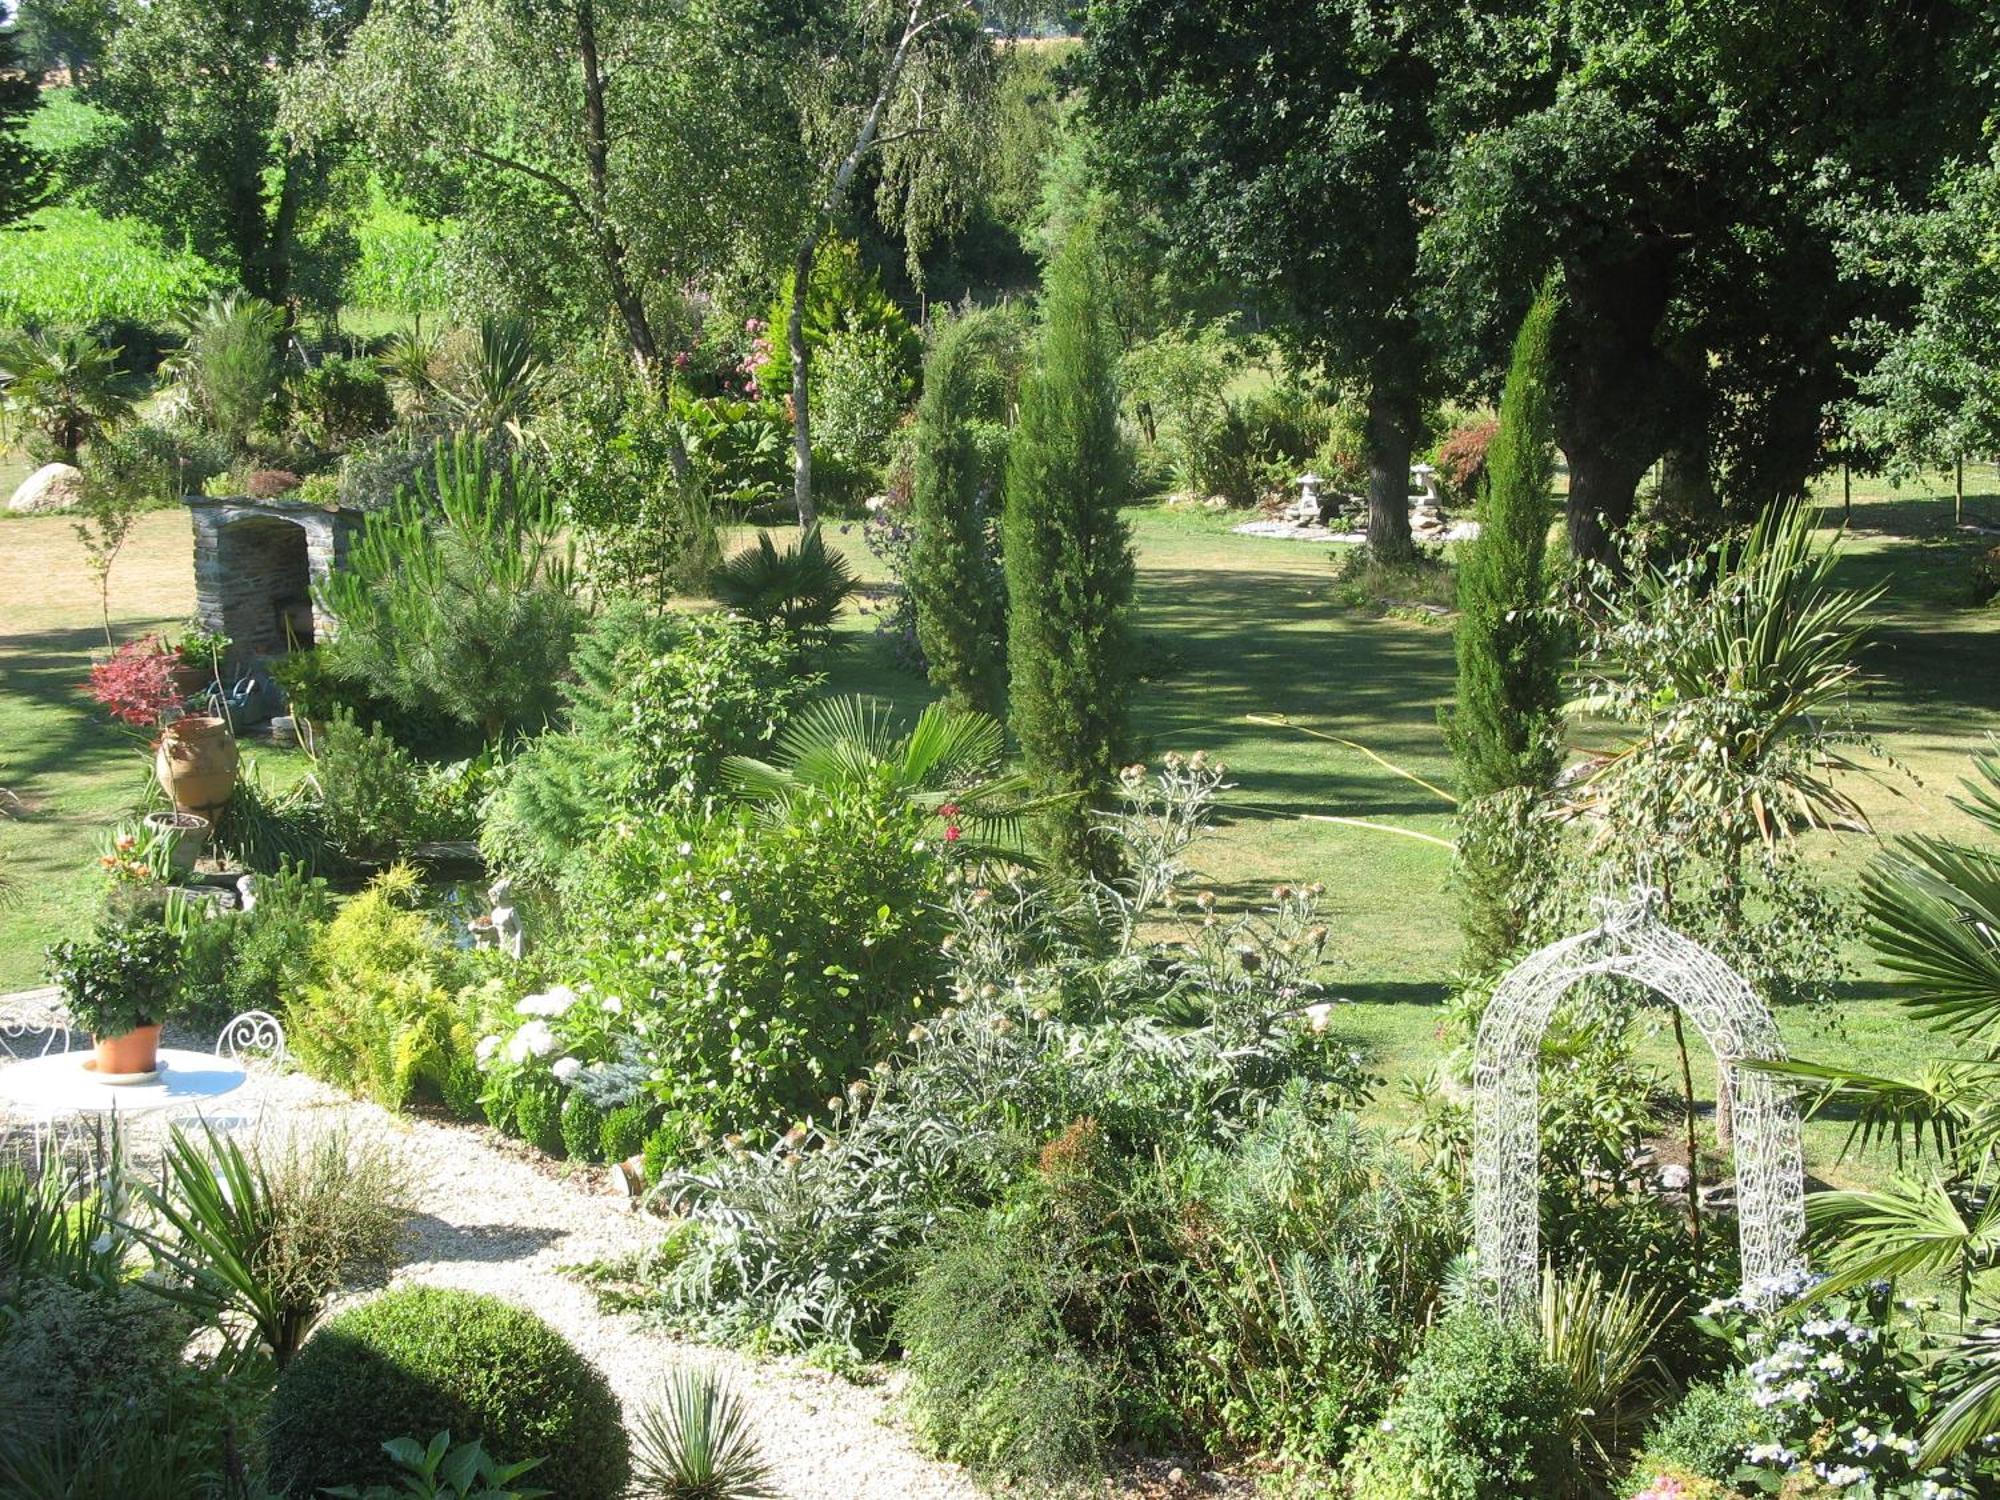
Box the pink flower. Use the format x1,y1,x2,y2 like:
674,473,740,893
943,825,962,843
673,351,691,369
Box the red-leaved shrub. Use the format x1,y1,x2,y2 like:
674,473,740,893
1434,418,1500,503
84,635,182,727
244,469,303,499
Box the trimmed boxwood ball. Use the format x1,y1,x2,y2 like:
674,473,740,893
440,1053,484,1121
264,1286,629,1499
515,1080,565,1157
560,1090,606,1163
600,1103,650,1164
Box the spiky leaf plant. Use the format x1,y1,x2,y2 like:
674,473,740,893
631,1369,776,1500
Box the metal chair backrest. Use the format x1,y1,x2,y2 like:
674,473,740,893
0,990,73,1061
215,1010,288,1069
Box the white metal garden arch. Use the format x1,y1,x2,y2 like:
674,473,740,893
1472,893,1807,1316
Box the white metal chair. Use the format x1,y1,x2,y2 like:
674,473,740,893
204,1010,289,1138
1,990,78,1163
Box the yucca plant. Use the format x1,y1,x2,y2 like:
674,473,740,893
721,694,1032,861
1539,1260,1678,1484
445,316,547,440
710,526,857,654
1758,743,2000,1464
631,1370,776,1500
0,1139,128,1292
124,1121,410,1366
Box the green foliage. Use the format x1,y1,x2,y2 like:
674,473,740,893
313,712,423,863
813,325,911,476
87,0,359,308
317,435,586,743
294,355,396,449
346,196,450,316
481,609,811,888
1003,219,1135,879
1447,283,1564,973
266,1285,630,1500
601,1104,652,1164
630,1370,777,1500
709,528,858,656
514,1081,565,1159
558,1090,607,1164
0,206,224,329
325,1431,549,1500
757,238,921,399
291,867,455,1110
1344,1309,1576,1500
164,289,285,451
0,1150,126,1295
172,859,334,1031
0,1280,191,1446
908,305,1015,717
573,782,952,1153
46,913,180,1037
1626,1380,1759,1493
131,1121,410,1367
0,325,133,464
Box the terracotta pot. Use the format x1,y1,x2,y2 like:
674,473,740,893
169,659,211,703
143,810,211,875
92,1024,161,1077
154,716,239,816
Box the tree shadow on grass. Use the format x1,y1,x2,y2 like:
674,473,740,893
0,625,155,804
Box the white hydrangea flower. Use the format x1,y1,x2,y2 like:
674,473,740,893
551,1056,583,1084
506,1020,558,1062
475,1035,501,1063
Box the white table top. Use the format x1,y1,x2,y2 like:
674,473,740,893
0,1047,246,1117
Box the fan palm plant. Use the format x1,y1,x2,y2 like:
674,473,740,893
1758,744,2000,1464
165,289,286,451
722,694,1032,862
709,526,857,654
0,328,134,463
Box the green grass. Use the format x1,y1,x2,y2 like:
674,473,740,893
0,205,226,329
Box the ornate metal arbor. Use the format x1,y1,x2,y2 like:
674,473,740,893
1472,896,1807,1315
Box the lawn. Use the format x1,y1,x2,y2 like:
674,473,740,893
4,476,1996,1190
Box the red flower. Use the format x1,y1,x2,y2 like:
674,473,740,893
938,803,961,820
943,825,963,843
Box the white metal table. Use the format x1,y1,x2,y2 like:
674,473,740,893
0,1047,248,1156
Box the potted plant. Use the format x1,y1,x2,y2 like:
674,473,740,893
134,812,212,875
47,913,183,1078
83,634,240,817
166,622,232,703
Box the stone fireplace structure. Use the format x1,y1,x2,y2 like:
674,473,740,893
185,496,363,675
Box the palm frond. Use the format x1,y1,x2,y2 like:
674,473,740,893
1746,1057,1975,1165
1801,1178,2000,1313
1921,1319,2000,1467
1864,839,2000,1041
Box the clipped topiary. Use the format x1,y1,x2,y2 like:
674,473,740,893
1344,1308,1574,1500
560,1091,606,1164
439,1052,484,1122
600,1104,650,1164
514,1081,565,1157
481,1073,519,1136
263,1285,629,1499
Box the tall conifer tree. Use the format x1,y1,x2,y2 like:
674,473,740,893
1004,222,1134,880
1447,282,1565,970
909,308,1010,718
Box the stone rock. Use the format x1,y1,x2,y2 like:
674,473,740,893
8,462,85,514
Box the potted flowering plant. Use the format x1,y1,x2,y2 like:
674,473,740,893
165,622,232,701
83,634,239,817
47,911,183,1077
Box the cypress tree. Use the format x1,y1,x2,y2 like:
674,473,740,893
909,307,1011,718
1003,222,1135,881
1446,282,1565,970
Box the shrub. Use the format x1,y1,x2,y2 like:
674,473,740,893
294,356,395,450
1003,217,1135,879
482,1073,520,1135
1344,1309,1576,1500
601,1105,651,1163
514,1081,565,1158
313,712,424,863
318,436,587,743
755,236,920,399
709,528,857,655
290,867,456,1109
0,325,135,464
1434,414,1501,504
241,466,302,498
173,290,285,451
481,609,812,888
0,1280,191,1443
1624,1380,1758,1493
265,1286,629,1499
560,1091,606,1163
572,784,953,1155
324,1431,548,1500
813,325,911,476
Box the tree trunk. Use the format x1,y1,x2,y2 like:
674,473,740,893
265,148,307,315
1556,244,1684,567
789,235,819,529
1364,385,1416,559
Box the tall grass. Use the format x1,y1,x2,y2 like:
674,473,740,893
0,207,224,329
